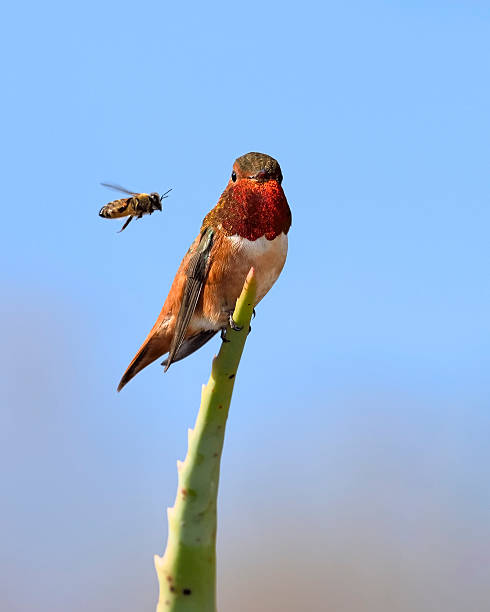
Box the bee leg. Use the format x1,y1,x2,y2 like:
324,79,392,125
118,216,134,233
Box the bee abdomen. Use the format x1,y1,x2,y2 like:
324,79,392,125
99,205,112,218
99,198,131,218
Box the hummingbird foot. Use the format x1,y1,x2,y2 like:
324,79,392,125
220,327,230,343
228,312,243,332
247,309,255,333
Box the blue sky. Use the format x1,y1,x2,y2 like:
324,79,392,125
1,2,489,610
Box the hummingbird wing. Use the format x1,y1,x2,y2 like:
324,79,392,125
161,329,218,367
164,227,215,372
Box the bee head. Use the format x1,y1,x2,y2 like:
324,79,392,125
150,192,162,212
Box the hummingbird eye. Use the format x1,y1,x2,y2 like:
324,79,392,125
231,171,237,182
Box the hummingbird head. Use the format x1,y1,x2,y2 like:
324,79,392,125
202,152,291,240
230,152,283,186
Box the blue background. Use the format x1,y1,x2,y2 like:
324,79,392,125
1,2,489,610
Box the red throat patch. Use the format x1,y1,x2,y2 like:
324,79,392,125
202,180,292,241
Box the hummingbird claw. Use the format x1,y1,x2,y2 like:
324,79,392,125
220,328,230,343
228,312,243,332
252,309,256,319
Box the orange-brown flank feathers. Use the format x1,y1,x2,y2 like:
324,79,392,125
117,152,291,391
116,236,195,391
117,231,256,391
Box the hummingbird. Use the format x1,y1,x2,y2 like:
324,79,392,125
117,152,292,391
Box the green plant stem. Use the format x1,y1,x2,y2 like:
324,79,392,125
155,268,257,612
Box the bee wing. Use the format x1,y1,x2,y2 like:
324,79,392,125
164,227,214,371
101,183,138,196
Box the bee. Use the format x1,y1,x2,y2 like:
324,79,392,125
99,183,172,232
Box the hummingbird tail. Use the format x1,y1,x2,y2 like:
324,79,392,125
117,335,169,391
